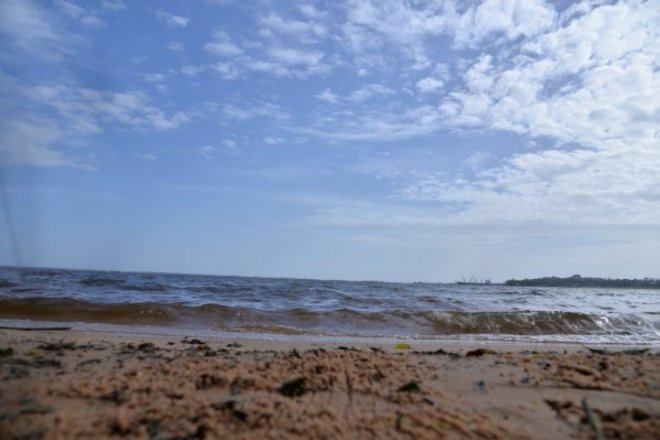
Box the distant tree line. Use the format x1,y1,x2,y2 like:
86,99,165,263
504,274,660,289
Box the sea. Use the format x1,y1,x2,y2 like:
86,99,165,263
1,266,658,345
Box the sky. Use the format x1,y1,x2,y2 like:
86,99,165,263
0,0,658,283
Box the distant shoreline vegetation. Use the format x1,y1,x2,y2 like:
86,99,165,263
505,274,660,289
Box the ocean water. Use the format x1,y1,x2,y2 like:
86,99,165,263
0,266,658,345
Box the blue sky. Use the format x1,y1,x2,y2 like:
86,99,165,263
0,0,658,282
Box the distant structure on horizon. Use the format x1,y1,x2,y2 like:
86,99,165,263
505,274,660,289
456,276,492,286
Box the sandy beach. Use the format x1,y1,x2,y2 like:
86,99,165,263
1,328,658,439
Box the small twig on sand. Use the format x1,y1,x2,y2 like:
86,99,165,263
584,346,650,356
0,326,71,331
582,398,604,440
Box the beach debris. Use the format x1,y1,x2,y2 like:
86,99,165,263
584,346,650,356
287,349,302,358
558,363,597,376
435,415,473,437
211,399,235,411
369,347,385,353
397,380,421,393
232,408,248,422
277,377,307,397
38,341,76,351
18,403,54,416
32,357,62,368
305,348,326,356
631,408,650,422
545,399,573,414
412,348,460,358
619,347,650,355
194,343,212,351
584,347,609,355
77,358,102,368
3,427,48,440
137,342,157,352
465,348,497,357
227,342,242,348
0,401,54,420
101,386,128,405
182,338,206,345
394,343,412,350
0,325,71,331
121,342,158,355
211,400,248,422
0,347,13,358
582,398,605,440
143,419,162,438
26,348,44,357
372,365,385,381
165,391,184,400
473,380,486,392
538,361,552,370
195,373,227,390
5,365,30,379
230,377,256,395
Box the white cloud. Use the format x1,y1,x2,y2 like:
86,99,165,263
315,88,338,104
268,47,324,67
260,13,327,42
263,136,284,145
144,73,166,83
202,11,336,80
301,105,441,142
221,139,240,154
0,73,192,167
166,41,184,52
298,1,659,228
156,10,189,28
196,145,218,159
0,116,72,167
195,141,240,159
181,65,204,77
442,1,659,150
102,0,126,11
212,62,240,79
464,151,490,169
133,152,156,161
57,0,105,28
449,0,556,48
416,77,444,93
347,83,395,102
342,0,447,68
204,34,331,79
300,4,324,18
246,47,330,77
400,146,660,226
204,31,243,56
0,0,69,59
218,101,289,121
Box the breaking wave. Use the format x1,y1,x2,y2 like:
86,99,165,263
0,297,657,342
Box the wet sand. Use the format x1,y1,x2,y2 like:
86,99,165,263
1,329,658,439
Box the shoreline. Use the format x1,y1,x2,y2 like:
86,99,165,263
1,318,657,349
1,327,659,439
